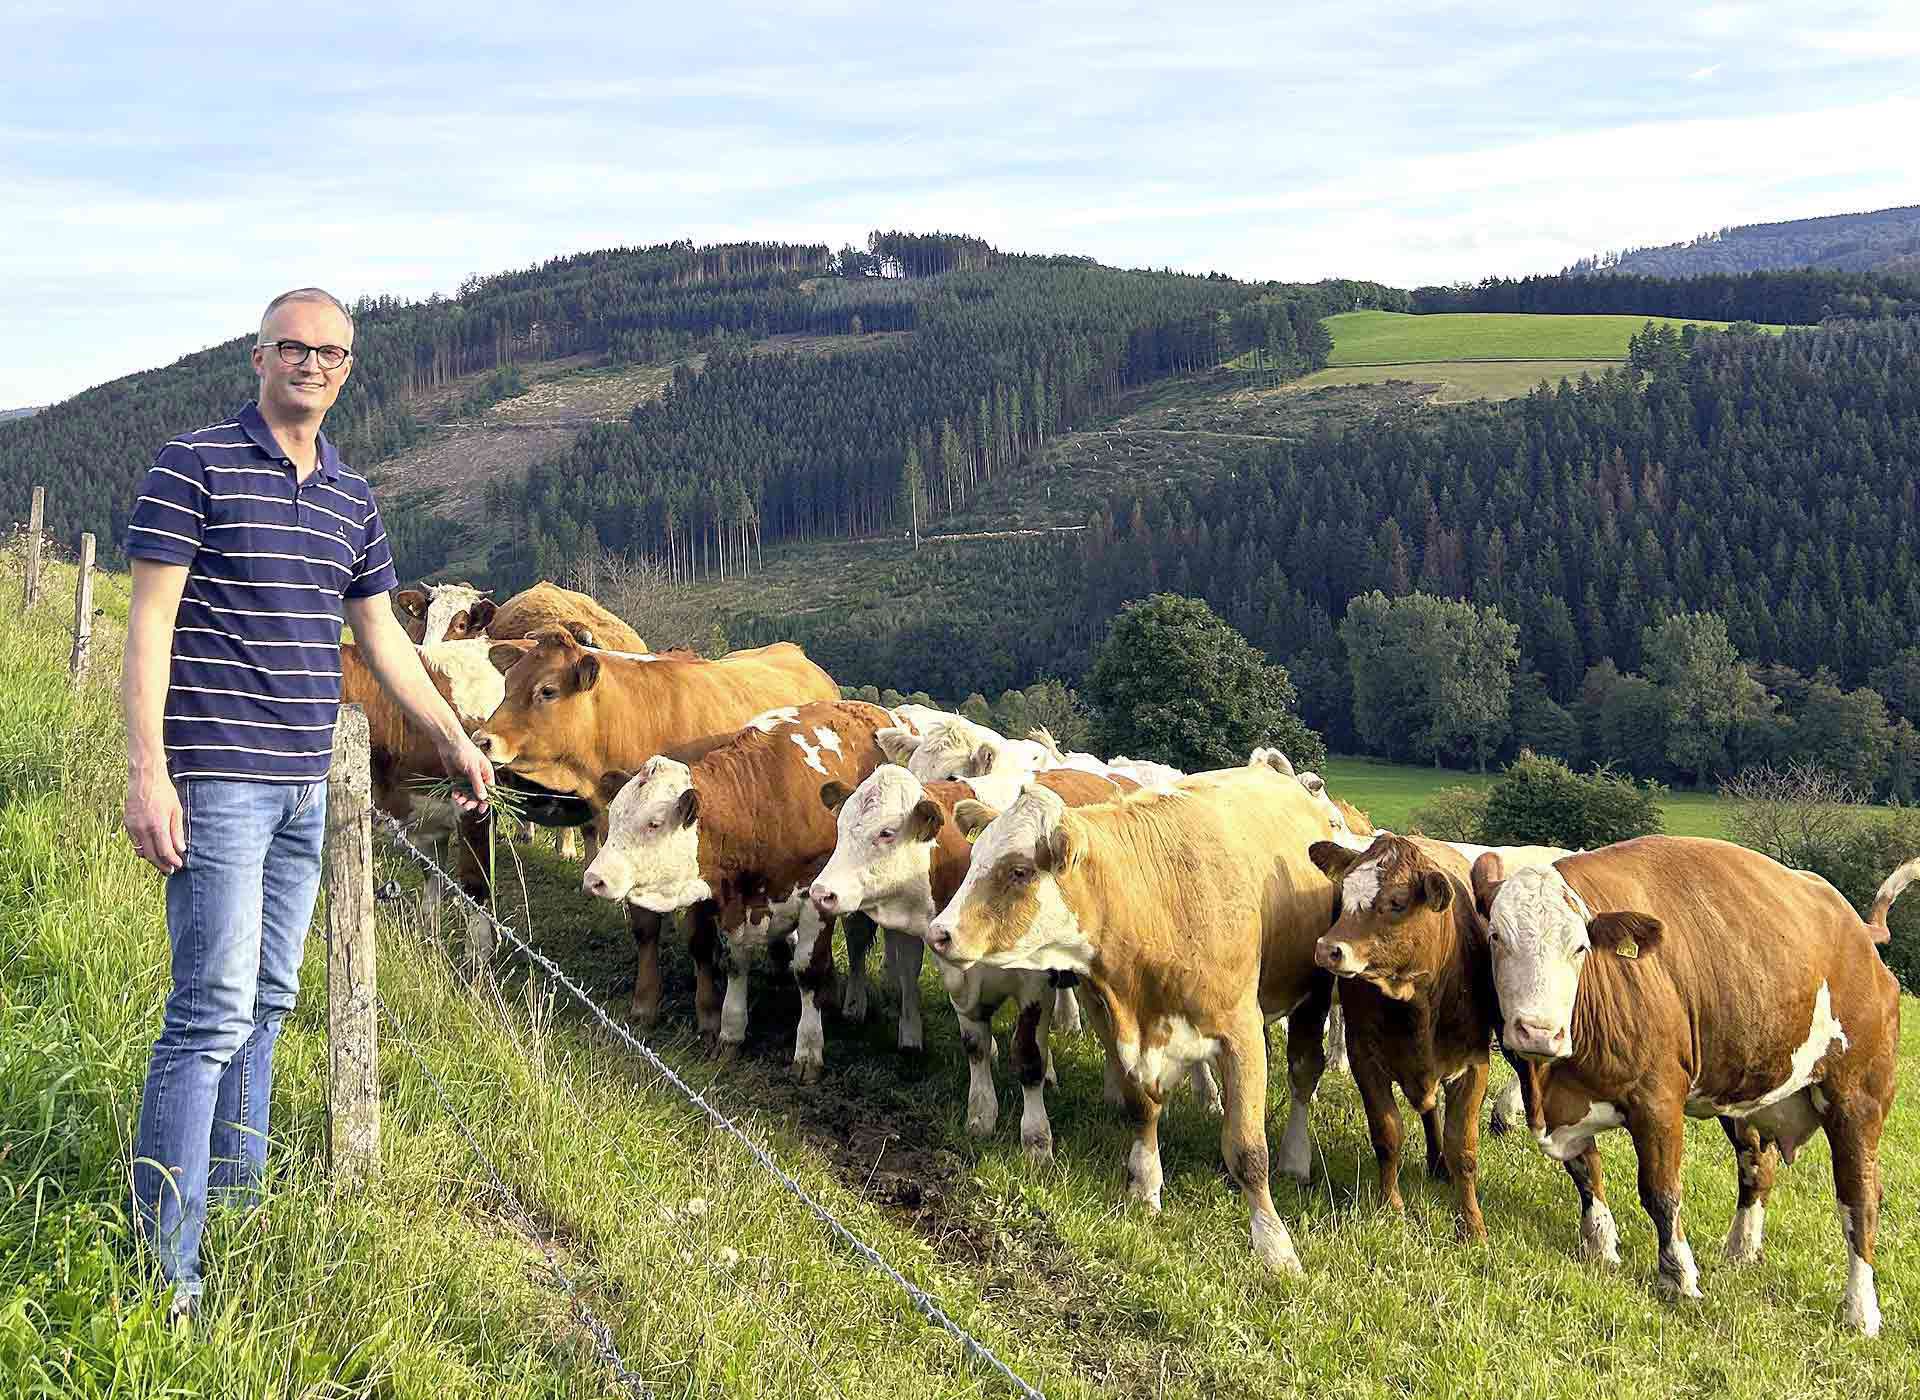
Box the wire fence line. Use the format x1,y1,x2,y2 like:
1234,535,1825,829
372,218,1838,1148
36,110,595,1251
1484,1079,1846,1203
372,812,1050,1400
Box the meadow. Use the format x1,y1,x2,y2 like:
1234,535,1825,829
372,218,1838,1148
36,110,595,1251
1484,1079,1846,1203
3,558,1916,1399
1323,310,1785,366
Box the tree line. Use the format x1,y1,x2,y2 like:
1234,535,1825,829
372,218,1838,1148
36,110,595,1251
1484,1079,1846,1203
1411,267,1920,324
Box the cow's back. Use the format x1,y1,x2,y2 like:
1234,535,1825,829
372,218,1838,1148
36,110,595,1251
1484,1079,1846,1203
592,643,840,772
491,581,649,654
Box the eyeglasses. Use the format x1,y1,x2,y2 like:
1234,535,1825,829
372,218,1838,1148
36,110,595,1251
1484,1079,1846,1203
260,340,352,370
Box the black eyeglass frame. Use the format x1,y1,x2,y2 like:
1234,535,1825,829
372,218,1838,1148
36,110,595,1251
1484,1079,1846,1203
259,339,353,369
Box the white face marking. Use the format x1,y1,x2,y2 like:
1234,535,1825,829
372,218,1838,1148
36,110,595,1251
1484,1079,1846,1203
811,766,939,933
748,706,800,733
931,786,1093,973
1341,857,1387,913
582,758,712,912
1488,865,1592,1047
421,638,506,724
1534,1098,1625,1162
420,584,486,644
904,722,987,783
790,730,830,776
813,726,843,756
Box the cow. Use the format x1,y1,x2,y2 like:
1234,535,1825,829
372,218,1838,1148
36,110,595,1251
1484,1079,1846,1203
924,758,1341,1274
1307,833,1498,1240
393,581,493,645
808,763,1160,1159
473,630,841,1027
1474,837,1908,1333
483,580,650,654
579,700,899,1082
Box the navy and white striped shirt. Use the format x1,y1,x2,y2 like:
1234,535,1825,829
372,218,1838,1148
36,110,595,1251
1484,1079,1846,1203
124,401,399,784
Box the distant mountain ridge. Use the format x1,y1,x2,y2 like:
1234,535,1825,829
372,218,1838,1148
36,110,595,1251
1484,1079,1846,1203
1568,204,1920,280
0,407,41,423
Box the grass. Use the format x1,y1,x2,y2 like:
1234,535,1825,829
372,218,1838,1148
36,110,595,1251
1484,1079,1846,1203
1319,755,1732,839
1324,311,1787,367
5,554,1918,1397
1287,360,1628,404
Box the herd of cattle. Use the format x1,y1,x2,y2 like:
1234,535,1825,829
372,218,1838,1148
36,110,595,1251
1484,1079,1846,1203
351,578,1908,1336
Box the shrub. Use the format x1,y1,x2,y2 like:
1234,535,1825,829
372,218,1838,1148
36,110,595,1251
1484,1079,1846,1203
1408,784,1491,842
1480,750,1666,849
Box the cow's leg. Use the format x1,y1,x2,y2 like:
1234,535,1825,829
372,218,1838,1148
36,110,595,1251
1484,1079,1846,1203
1216,1005,1300,1274
790,902,833,1083
1351,1052,1406,1213
1052,982,1083,1035
1567,1143,1620,1265
718,936,755,1062
886,929,925,1052
956,989,1001,1136
1011,993,1053,1161
1628,1107,1700,1300
1188,1058,1224,1115
1828,1100,1887,1335
840,911,877,1024
452,812,495,970
1443,1059,1490,1242
1719,1115,1776,1264
556,825,581,860
1120,1079,1166,1213
1421,1104,1450,1183
1324,1001,1350,1076
625,906,665,1028
582,826,599,862
687,902,723,1041
1488,1076,1525,1137
1276,977,1331,1184
1076,991,1127,1107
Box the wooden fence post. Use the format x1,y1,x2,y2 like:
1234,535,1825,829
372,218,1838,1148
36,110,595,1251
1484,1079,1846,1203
23,485,44,608
325,704,381,1183
68,533,95,681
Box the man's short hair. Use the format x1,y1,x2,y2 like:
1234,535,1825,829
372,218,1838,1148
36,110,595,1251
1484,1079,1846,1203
259,287,355,341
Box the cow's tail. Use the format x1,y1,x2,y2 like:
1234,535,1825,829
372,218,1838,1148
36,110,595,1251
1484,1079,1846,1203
1025,727,1065,761
1866,855,1920,943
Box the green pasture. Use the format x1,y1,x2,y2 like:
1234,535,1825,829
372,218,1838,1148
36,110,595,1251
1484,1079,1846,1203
3,560,1915,1398
1324,311,1786,367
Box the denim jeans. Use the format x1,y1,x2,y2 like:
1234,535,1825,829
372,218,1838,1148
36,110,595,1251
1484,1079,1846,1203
131,777,327,1300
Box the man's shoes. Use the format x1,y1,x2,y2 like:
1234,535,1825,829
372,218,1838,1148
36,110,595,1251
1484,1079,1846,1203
166,1284,199,1331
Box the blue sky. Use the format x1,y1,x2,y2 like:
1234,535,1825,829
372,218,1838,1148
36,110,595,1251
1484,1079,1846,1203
2,0,1915,406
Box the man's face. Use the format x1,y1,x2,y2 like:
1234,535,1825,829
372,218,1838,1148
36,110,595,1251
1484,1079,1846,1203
253,299,354,421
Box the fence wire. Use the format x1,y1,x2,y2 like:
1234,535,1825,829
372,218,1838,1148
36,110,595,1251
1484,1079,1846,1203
374,812,1048,1400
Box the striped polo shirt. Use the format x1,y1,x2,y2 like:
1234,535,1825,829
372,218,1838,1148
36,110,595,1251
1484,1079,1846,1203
124,401,398,784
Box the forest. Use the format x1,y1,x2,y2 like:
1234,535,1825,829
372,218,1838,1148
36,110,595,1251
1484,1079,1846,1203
1411,265,1920,323
1566,203,1920,279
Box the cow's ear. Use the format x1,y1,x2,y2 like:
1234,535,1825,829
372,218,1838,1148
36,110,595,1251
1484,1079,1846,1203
875,727,920,765
1309,840,1361,882
396,588,428,620
1589,910,1663,957
466,597,497,632
1301,772,1326,796
819,780,851,814
965,742,999,778
1041,822,1072,873
1252,747,1295,777
953,799,1000,840
673,786,700,829
571,652,601,692
1420,869,1454,913
1470,852,1505,916
564,620,595,646
598,769,635,805
906,797,944,843
489,640,532,675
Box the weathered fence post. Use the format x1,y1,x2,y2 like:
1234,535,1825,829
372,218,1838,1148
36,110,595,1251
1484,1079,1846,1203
23,485,44,608
68,533,95,681
325,704,381,1183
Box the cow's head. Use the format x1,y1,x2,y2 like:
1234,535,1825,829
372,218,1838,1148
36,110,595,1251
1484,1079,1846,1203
395,581,495,644
471,628,602,795
1295,771,1375,844
904,721,1011,784
1475,857,1663,1061
808,766,947,933
1309,834,1463,1001
925,784,1091,973
580,758,710,913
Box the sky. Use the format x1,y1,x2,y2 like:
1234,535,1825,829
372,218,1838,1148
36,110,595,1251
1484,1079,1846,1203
2,0,1916,407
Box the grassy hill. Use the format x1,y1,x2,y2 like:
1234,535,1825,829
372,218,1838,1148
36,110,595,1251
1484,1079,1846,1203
1323,310,1783,366
5,554,1919,1397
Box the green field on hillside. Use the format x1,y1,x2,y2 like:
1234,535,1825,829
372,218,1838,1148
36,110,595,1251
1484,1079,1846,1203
1286,359,1626,404
1324,310,1785,367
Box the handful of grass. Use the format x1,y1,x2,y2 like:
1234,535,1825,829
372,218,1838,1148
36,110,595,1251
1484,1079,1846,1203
405,775,534,913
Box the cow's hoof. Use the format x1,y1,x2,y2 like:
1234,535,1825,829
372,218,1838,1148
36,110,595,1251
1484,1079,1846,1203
1578,1204,1621,1266
1277,1159,1312,1188
965,1111,997,1138
793,1055,824,1085
896,1030,925,1054
695,1013,721,1040
1427,1159,1452,1184
1657,1273,1704,1302
629,1002,661,1031
1022,1130,1054,1163
716,1039,744,1065
1455,1217,1488,1245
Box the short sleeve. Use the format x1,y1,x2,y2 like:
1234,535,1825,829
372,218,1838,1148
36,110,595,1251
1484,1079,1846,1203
346,491,400,599
124,443,207,564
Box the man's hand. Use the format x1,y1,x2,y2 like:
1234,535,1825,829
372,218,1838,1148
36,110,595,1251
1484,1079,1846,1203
125,767,187,873
438,732,495,812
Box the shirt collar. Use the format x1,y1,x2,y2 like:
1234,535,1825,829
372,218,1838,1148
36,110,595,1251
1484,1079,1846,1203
239,400,342,482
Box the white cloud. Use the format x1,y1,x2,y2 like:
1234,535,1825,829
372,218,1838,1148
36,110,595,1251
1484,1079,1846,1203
1688,63,1722,80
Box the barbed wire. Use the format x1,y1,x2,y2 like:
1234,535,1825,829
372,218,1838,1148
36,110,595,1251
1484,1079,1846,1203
374,812,1048,1400
375,990,652,1399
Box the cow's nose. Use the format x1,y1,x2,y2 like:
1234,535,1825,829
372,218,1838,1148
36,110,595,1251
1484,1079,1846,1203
474,731,497,757
1316,940,1354,972
926,923,954,955
582,870,610,900
811,884,839,914
1510,1017,1569,1057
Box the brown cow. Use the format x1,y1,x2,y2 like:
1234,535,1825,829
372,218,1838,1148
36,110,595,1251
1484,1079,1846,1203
1476,837,1908,1333
1308,833,1496,1240
925,758,1340,1274
809,763,1148,1157
580,700,897,1082
474,631,840,1027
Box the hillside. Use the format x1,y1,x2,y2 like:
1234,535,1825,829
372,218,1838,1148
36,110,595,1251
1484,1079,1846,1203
1570,203,1920,279
1320,310,1781,364
0,407,40,424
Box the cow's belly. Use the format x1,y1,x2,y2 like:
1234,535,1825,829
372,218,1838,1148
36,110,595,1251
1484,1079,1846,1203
1116,1016,1220,1098
1536,1099,1626,1162
728,890,808,950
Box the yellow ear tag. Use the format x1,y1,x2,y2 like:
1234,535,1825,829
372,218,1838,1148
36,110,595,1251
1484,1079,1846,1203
1615,939,1639,960
965,827,980,844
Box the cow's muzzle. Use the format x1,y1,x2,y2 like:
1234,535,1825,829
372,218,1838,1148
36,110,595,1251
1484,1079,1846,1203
1506,1016,1571,1062
1315,937,1365,976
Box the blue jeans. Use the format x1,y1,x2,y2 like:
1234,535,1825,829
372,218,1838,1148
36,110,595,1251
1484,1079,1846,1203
131,777,327,1300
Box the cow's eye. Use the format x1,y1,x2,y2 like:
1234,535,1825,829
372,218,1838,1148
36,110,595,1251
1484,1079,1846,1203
1008,864,1034,884
536,685,558,702
876,828,896,843
647,816,664,832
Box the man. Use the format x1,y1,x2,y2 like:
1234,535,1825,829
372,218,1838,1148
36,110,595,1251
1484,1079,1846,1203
120,287,493,1320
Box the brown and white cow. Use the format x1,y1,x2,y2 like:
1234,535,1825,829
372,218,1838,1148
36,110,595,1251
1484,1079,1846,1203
808,764,1147,1158
474,631,840,1026
394,581,493,645
925,759,1341,1274
1476,837,1907,1333
1308,833,1498,1239
580,700,897,1082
